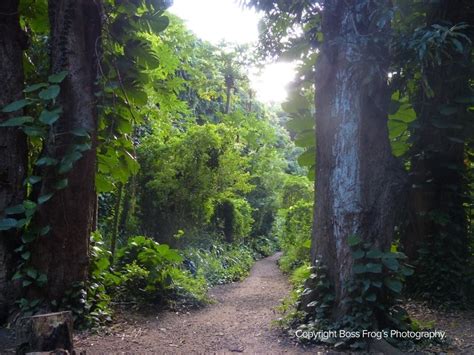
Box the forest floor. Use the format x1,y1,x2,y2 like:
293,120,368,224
75,253,320,354
1,254,473,354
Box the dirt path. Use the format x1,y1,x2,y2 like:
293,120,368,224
76,253,318,354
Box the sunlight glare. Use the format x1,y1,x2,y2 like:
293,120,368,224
169,0,296,103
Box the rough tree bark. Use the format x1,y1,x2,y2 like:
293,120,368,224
310,0,405,319
0,0,28,323
30,0,102,302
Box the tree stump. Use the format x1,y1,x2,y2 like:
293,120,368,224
16,311,74,354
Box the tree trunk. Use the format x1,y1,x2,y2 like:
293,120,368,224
0,0,27,323
110,183,123,262
30,0,102,302
224,85,231,114
402,0,473,297
310,0,405,319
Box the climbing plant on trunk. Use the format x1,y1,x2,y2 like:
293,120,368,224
29,0,102,302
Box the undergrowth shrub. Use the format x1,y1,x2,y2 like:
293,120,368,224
276,200,313,273
112,236,208,308
183,242,255,286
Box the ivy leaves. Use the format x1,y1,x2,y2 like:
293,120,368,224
282,91,316,180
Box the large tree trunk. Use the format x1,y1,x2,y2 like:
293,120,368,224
30,0,101,302
0,0,27,323
402,0,473,295
310,0,405,319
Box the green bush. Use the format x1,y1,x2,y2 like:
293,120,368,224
111,236,208,308
183,242,255,286
276,200,313,273
248,235,279,258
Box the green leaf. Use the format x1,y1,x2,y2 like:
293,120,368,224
400,266,414,276
21,251,31,260
297,149,315,167
23,126,46,137
16,218,27,228
39,85,60,100
382,257,400,271
26,268,38,279
384,278,403,293
0,116,33,127
353,264,367,274
39,225,51,236
0,218,18,231
295,130,315,148
22,233,36,243
48,71,68,83
38,193,54,204
71,128,90,137
5,204,25,215
53,178,68,190
24,83,48,93
26,176,42,185
36,157,58,166
352,249,365,259
348,235,361,247
39,108,61,125
2,99,30,113
147,14,170,33
22,280,32,287
96,174,115,193
366,263,383,273
37,274,47,284
366,249,383,258
439,105,457,116
286,116,314,132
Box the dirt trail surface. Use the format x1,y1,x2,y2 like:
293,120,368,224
76,253,318,354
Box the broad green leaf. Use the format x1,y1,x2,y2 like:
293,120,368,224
366,249,383,258
22,233,36,243
295,130,315,148
297,149,315,167
348,235,361,246
353,264,367,274
286,116,314,132
382,257,400,271
71,128,90,137
23,126,46,137
26,268,38,279
384,278,403,293
39,85,60,100
439,105,457,116
24,83,48,93
39,108,61,125
54,179,68,190
36,157,58,166
0,218,18,231
38,193,54,204
48,71,68,83
147,15,169,33
352,249,365,259
5,204,25,215
26,176,42,185
366,263,383,273
0,116,33,127
39,225,51,236
2,99,30,113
